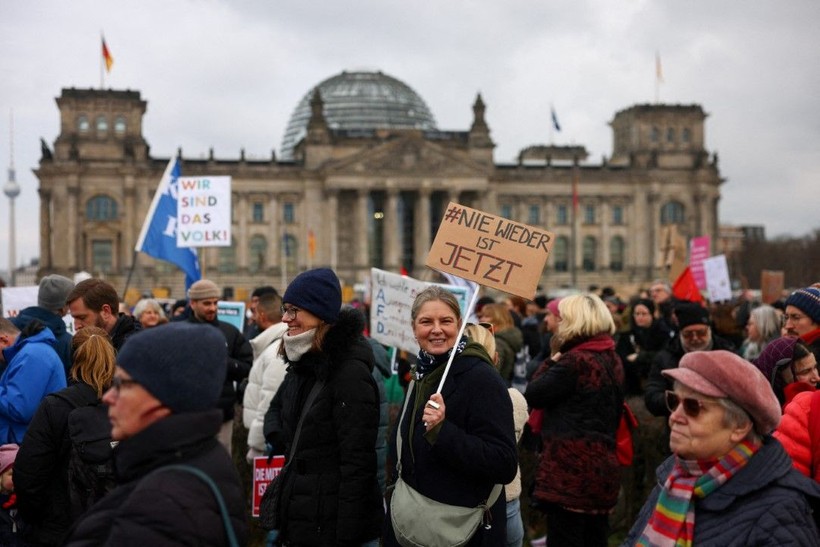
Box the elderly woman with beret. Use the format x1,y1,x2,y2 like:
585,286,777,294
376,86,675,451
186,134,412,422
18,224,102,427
624,350,820,546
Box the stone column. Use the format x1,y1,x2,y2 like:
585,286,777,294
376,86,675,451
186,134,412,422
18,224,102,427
384,189,400,270
356,189,370,267
39,189,52,269
601,200,611,270
327,190,339,271
268,194,280,265
414,189,431,270
237,193,249,272
123,181,136,270
67,184,79,270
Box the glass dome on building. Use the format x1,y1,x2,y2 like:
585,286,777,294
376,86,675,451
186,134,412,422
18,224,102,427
280,70,438,160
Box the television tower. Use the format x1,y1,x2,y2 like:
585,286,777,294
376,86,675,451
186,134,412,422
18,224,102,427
3,111,20,286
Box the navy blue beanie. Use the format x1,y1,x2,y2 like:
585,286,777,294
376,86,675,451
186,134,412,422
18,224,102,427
116,322,227,413
283,268,342,324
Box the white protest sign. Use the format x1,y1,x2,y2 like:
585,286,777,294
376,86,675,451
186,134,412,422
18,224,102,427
369,268,470,354
176,176,232,247
703,254,732,302
1,286,38,318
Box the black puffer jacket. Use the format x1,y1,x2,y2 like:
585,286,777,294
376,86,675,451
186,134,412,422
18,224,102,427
15,382,99,545
263,309,382,546
186,315,253,422
109,313,140,352
64,409,247,547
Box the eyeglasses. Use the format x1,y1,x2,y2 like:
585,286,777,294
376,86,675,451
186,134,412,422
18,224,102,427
681,327,709,340
784,313,808,324
477,322,494,335
280,306,301,320
665,390,717,418
111,376,140,393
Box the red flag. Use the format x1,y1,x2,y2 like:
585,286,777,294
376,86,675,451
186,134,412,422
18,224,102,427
400,266,409,276
102,37,114,73
307,229,316,259
672,266,703,303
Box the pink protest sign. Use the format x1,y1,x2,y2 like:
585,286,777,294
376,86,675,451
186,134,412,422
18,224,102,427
689,236,711,290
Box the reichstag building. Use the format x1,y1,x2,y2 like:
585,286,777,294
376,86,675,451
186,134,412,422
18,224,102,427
35,70,723,300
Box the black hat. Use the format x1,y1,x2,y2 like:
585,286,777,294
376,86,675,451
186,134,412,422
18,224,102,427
674,301,710,329
282,268,342,324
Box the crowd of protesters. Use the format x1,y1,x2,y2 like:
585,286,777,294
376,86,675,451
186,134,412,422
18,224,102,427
2,270,820,546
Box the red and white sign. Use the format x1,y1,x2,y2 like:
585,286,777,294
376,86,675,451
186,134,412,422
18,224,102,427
252,455,285,518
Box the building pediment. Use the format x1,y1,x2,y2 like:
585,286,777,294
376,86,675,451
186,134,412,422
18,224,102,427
322,135,490,178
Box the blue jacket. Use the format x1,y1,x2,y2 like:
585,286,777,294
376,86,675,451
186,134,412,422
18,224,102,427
623,436,820,546
0,328,67,444
11,306,73,377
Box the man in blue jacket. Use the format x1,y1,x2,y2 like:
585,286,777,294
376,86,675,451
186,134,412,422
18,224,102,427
0,318,66,444
11,274,75,378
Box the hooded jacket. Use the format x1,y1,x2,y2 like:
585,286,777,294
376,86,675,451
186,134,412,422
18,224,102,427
11,306,73,376
0,328,66,444
263,308,382,546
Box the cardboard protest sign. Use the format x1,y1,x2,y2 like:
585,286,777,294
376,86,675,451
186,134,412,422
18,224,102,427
659,225,687,284
703,254,732,302
177,176,232,247
425,202,554,300
369,268,469,354
252,455,285,517
689,235,710,290
761,270,785,304
1,286,38,318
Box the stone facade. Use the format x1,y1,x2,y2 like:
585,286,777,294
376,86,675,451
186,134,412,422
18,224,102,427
35,83,723,300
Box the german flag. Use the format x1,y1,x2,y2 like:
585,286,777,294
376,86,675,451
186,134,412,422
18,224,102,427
102,37,114,73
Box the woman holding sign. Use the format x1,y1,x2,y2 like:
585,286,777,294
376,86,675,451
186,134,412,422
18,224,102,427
386,286,517,547
525,294,624,547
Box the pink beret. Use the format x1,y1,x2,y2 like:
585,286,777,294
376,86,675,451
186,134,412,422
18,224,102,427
546,298,561,319
663,350,781,435
0,444,19,475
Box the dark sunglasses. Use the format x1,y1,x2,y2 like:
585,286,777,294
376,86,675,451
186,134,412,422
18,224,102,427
665,390,716,418
467,322,495,335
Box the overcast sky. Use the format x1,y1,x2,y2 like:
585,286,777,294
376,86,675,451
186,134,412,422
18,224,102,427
1,0,819,274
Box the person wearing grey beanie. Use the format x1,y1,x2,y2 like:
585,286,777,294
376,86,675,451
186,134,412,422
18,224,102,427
10,274,75,376
64,322,248,546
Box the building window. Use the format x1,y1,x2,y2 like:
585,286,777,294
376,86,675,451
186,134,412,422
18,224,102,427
528,204,540,225
612,205,624,225
249,235,267,273
682,128,691,143
667,127,675,143
500,204,513,220
86,195,118,221
96,116,108,133
583,204,596,224
553,236,569,272
91,240,113,274
283,202,295,224
660,201,685,225
114,116,126,136
218,239,237,273
582,236,597,272
252,202,264,223
556,204,569,225
610,236,625,272
77,115,89,133
650,126,660,142
283,234,298,273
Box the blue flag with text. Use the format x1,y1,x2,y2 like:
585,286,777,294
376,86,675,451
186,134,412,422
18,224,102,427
135,158,201,289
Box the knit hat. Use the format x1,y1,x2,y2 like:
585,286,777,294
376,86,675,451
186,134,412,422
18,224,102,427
0,444,19,475
282,268,341,324
663,350,781,435
546,298,562,319
187,279,221,301
116,322,227,413
37,274,75,312
674,301,710,329
785,287,820,325
753,336,799,388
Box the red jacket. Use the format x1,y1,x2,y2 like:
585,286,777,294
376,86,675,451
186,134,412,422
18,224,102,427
775,390,820,481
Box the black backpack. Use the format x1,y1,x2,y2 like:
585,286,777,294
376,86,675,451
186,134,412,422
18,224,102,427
53,388,117,519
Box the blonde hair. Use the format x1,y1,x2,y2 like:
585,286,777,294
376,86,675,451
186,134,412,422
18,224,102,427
70,326,116,398
478,303,515,331
557,294,616,341
465,323,496,356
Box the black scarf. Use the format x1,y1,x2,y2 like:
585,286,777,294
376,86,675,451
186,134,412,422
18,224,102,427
414,335,468,379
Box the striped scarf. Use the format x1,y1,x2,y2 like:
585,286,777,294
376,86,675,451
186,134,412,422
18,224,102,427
637,439,759,547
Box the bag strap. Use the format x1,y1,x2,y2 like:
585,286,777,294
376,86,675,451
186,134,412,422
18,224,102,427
395,380,503,507
155,464,240,547
283,379,325,469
